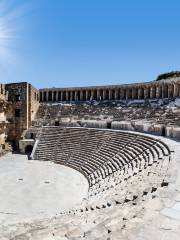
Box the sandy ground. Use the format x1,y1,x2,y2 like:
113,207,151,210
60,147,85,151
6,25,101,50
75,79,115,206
0,153,88,225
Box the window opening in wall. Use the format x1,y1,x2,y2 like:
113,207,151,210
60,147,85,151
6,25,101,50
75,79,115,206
55,121,60,126
15,95,21,101
15,109,20,117
30,133,34,139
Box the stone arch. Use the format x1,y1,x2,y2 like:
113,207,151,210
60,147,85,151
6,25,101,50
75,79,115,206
123,88,126,100
111,89,115,100
164,85,168,98
44,92,47,101
82,90,86,101
105,89,109,100
48,91,52,101
129,88,133,99
93,90,97,100
87,90,91,100
62,91,66,101
58,91,61,101
162,126,166,137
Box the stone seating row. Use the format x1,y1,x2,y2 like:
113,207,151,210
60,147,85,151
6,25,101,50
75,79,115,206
34,103,180,128
33,127,171,192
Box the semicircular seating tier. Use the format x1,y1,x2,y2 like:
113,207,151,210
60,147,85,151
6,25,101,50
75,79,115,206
33,127,171,190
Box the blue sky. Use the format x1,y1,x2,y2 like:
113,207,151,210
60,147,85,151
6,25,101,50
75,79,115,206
0,0,180,88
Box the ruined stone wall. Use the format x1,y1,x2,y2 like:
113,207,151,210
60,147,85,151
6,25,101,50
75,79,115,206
0,84,6,101
0,84,10,154
5,83,31,148
39,77,180,102
5,82,29,147
28,85,40,126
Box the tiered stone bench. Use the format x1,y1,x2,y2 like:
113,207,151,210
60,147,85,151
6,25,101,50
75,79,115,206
33,127,171,193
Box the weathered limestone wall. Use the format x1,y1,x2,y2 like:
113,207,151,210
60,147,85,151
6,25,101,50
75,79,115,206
19,139,34,153
28,85,40,125
39,78,180,102
5,82,39,149
111,121,134,131
0,84,10,154
165,126,180,139
0,84,7,101
5,82,29,147
81,120,107,128
111,120,180,140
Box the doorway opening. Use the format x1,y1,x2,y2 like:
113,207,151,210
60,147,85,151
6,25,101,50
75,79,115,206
25,145,33,154
107,121,112,129
162,126,166,137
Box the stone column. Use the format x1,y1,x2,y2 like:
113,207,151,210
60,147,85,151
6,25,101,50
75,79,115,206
138,88,141,99
155,86,158,98
65,91,68,101
132,88,135,99
150,87,153,99
80,91,83,101
173,83,179,98
51,91,54,102
97,89,100,101
161,85,164,98
152,87,155,99
168,84,172,98
115,89,118,100
86,90,88,100
108,89,112,100
91,90,94,100
167,85,169,98
144,88,147,99
125,88,129,100
47,91,49,101
75,91,77,101
102,89,106,100
60,92,63,101
70,91,73,101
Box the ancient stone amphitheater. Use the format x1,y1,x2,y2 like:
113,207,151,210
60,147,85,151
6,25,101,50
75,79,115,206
0,72,180,240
